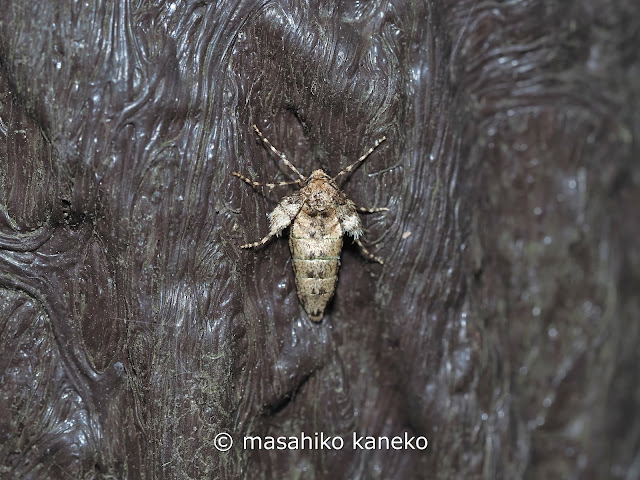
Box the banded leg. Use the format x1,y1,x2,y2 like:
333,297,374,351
241,218,288,249
354,238,384,264
333,135,387,182
356,206,389,214
253,125,306,180
233,172,301,190
240,193,303,249
241,234,277,249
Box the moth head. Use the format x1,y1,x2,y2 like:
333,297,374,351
308,169,330,181
305,169,336,213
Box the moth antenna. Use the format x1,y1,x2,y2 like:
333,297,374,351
233,172,303,190
333,136,386,183
253,124,306,181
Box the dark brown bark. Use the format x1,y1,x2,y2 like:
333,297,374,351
0,0,638,478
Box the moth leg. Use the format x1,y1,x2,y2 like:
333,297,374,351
356,206,389,214
253,125,306,181
337,200,364,240
241,234,278,249
354,238,384,265
340,205,384,263
333,136,387,182
240,193,303,249
233,172,301,191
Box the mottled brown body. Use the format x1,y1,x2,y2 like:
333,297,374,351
290,177,345,321
234,126,387,322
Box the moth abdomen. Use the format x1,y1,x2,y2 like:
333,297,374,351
291,261,340,322
289,236,342,260
289,217,343,321
292,258,337,278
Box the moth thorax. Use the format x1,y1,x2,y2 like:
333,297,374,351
306,187,333,213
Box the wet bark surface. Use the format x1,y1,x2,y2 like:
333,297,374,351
0,0,638,478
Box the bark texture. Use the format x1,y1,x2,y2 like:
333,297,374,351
0,0,638,478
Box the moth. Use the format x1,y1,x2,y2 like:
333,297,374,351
234,125,387,322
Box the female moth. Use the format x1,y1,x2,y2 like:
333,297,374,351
234,125,387,322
